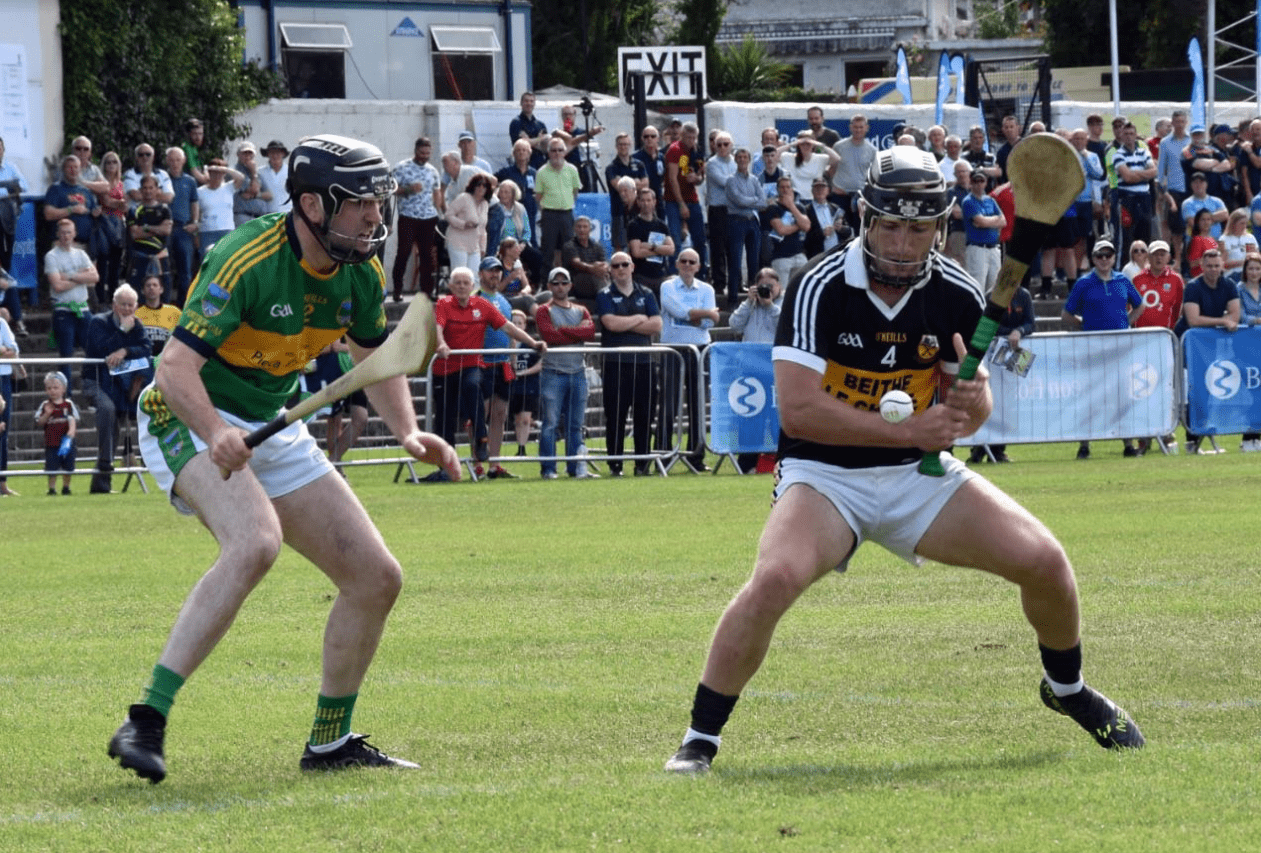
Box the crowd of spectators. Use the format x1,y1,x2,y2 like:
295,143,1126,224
5,99,1261,494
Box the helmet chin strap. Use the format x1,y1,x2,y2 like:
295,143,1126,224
293,198,386,266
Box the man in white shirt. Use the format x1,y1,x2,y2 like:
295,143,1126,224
657,247,719,471
123,143,174,204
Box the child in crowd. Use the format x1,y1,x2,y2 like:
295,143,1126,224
35,371,79,495
506,309,542,456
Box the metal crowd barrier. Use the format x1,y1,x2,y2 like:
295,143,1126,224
408,344,701,481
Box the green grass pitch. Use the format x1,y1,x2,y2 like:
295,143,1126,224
2,442,1259,851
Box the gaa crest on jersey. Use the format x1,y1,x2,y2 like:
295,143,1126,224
337,299,353,327
201,282,232,318
161,426,185,459
917,334,940,363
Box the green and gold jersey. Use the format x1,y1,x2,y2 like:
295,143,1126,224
170,212,388,421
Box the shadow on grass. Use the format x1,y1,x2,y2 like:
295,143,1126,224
715,749,1065,789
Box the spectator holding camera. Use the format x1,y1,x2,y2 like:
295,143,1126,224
728,267,782,344
36,370,79,495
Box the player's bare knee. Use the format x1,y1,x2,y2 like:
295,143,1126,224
347,556,404,608
745,556,816,612
222,524,283,576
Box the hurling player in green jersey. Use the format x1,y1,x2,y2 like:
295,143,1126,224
110,136,459,784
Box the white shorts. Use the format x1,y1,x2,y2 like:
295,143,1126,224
138,390,334,515
773,454,977,570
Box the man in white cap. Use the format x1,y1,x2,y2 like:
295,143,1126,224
533,266,597,479
232,141,271,225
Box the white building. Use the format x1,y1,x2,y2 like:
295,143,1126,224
716,0,1041,96
234,0,534,102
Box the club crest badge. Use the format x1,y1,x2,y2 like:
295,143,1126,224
917,334,940,362
201,282,231,318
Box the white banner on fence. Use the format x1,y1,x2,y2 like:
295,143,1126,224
967,328,1179,445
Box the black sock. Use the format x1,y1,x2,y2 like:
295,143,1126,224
1041,275,1053,292
690,682,739,737
1039,642,1083,686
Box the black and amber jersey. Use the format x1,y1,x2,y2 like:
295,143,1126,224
773,243,985,468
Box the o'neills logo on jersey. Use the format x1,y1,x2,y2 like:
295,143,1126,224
917,334,939,363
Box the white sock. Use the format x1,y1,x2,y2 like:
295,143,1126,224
683,727,721,749
1044,673,1085,697
307,732,352,753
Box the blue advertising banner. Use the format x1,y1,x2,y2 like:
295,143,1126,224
935,51,951,127
1188,38,1206,133
573,192,613,257
895,47,913,106
1182,327,1261,434
776,118,907,151
11,201,37,289
968,328,1178,445
706,342,780,454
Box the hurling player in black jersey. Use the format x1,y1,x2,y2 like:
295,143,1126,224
666,147,1144,774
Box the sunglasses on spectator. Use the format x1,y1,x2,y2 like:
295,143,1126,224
610,261,631,268
677,258,699,264
1094,251,1115,259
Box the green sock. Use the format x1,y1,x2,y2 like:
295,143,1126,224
309,693,357,746
141,664,186,718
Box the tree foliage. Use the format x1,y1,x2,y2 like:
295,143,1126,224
530,0,662,93
59,0,285,162
710,34,791,100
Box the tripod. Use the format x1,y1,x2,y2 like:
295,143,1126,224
577,101,605,193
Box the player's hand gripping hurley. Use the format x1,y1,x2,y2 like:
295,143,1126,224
221,294,439,479
919,133,1084,476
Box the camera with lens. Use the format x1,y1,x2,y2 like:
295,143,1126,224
756,284,772,300
579,95,594,117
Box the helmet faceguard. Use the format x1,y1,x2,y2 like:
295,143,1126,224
859,148,953,288
287,134,397,265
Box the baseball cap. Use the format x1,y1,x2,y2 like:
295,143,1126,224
458,130,475,142
1190,124,1207,135
1148,240,1171,253
1093,239,1116,255
548,266,572,283
970,170,988,182
811,177,829,187
1191,171,1208,182
237,141,257,155
478,256,503,272
1213,123,1235,137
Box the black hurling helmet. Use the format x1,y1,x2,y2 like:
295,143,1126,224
287,134,397,264
859,147,953,288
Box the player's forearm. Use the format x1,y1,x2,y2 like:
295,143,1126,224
363,373,421,443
